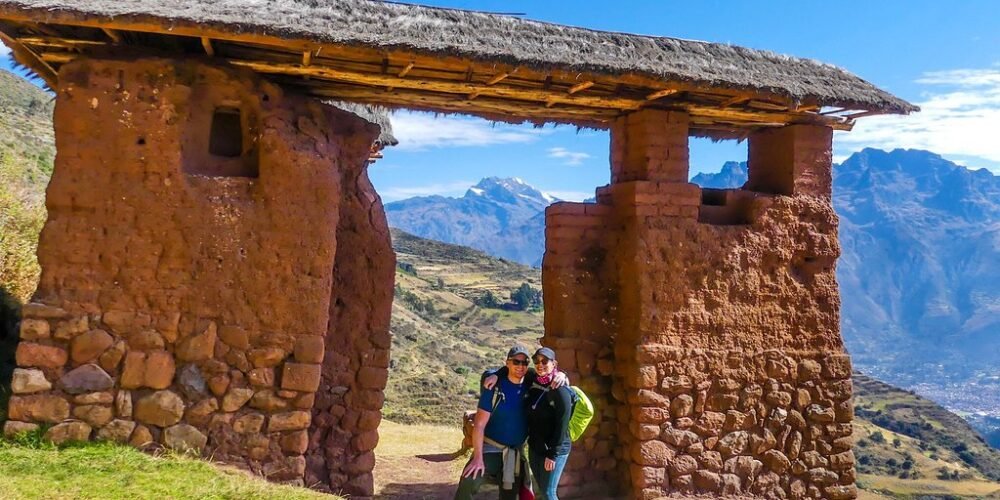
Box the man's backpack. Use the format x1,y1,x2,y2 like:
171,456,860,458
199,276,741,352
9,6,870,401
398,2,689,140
567,386,594,442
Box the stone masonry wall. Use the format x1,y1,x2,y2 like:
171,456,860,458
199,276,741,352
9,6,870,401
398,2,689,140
540,109,853,498
306,159,394,497
3,57,379,487
542,202,620,498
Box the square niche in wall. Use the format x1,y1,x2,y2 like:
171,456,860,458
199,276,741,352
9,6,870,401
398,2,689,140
182,100,259,178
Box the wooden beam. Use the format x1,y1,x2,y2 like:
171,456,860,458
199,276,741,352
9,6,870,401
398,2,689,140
0,26,57,86
397,61,414,78
302,49,311,66
486,72,509,86
718,95,749,108
820,107,850,115
646,88,679,100
567,81,594,94
101,28,121,44
201,37,214,56
843,110,881,120
18,36,106,48
227,59,643,111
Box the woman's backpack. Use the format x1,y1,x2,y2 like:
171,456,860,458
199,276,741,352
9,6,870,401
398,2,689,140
567,386,594,442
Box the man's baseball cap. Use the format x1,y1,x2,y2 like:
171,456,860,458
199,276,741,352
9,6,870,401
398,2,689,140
507,345,530,359
534,347,557,361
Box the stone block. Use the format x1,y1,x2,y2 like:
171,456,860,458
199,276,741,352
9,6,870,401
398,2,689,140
75,392,114,405
73,405,114,427
53,316,88,340
176,322,216,362
70,329,114,364
281,363,321,392
4,420,40,438
222,387,255,412
178,364,207,398
250,389,289,412
130,425,154,448
59,364,114,394
219,325,250,350
269,411,311,432
16,342,68,368
11,368,52,394
116,390,133,418
184,398,218,426
293,336,324,363
128,329,165,351
134,390,185,427
248,347,286,368
96,419,137,443
234,413,266,434
121,350,175,390
163,424,208,453
19,319,50,341
21,302,68,319
44,421,92,445
248,367,275,387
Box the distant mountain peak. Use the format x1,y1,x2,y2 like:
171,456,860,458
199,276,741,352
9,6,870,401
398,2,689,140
465,177,554,205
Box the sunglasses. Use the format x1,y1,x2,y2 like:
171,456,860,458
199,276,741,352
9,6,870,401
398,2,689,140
532,357,552,365
509,358,530,366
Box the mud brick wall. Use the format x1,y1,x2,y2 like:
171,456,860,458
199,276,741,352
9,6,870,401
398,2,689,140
307,159,394,497
3,57,379,488
542,201,620,498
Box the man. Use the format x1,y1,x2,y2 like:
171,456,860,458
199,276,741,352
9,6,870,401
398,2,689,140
454,345,533,500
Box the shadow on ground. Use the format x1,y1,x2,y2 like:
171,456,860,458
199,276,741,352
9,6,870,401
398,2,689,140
376,482,496,500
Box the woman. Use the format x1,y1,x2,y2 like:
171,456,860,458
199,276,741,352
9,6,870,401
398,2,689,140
524,347,573,500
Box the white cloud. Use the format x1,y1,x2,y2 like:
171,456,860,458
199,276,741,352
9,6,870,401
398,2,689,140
546,147,591,166
377,180,475,202
0,42,10,57
836,68,1000,173
543,190,593,202
390,110,545,151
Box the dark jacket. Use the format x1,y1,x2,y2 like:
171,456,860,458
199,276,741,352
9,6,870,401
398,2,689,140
525,381,573,459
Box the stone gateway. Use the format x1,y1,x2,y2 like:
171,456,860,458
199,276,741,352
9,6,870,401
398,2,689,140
0,1,916,498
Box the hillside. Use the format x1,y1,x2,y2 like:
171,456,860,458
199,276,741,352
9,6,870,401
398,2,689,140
385,228,544,424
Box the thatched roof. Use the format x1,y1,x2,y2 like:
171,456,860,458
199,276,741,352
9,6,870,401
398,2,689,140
327,101,397,148
0,0,916,133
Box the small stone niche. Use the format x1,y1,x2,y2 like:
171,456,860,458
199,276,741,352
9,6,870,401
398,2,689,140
182,99,259,178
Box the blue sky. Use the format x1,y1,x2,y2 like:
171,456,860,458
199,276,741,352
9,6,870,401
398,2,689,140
3,1,1000,201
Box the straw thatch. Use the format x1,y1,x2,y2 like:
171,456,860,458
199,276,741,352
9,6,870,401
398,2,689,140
327,101,397,147
0,0,914,114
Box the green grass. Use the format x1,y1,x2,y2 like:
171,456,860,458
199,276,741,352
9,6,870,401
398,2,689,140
0,433,335,500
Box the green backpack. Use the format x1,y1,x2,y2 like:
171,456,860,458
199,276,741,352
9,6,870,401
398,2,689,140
567,386,594,442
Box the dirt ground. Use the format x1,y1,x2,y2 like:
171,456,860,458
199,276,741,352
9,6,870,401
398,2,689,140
374,420,495,500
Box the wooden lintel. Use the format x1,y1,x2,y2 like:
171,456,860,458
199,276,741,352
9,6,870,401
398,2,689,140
397,61,414,78
719,95,750,108
101,28,121,44
468,90,482,100
567,81,594,94
486,72,509,86
200,37,214,57
646,88,679,100
820,107,850,116
302,49,312,66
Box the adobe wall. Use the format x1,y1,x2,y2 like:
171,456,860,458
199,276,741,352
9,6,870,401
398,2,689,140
306,159,394,496
3,57,380,488
543,110,855,499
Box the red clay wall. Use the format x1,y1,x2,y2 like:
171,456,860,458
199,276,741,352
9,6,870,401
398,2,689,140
543,110,854,499
306,161,394,497
3,57,379,487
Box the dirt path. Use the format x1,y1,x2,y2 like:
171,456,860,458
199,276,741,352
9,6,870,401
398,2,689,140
374,420,495,500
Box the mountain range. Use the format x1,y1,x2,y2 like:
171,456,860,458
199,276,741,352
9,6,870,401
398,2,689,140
384,149,1000,412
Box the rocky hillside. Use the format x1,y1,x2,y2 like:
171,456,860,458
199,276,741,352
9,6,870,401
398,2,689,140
385,177,553,266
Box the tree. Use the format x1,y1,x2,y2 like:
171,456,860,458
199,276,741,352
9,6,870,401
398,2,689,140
510,282,542,311
475,290,501,309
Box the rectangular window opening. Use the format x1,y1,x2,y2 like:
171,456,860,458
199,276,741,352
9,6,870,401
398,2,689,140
209,107,243,158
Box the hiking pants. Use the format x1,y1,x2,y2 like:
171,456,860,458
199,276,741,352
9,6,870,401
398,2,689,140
454,452,518,500
529,452,569,500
